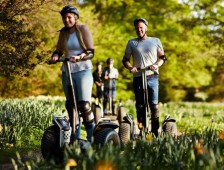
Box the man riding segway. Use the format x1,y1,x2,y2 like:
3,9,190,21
122,18,167,137
102,58,119,116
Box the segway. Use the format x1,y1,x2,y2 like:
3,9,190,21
91,99,104,124
93,77,121,123
119,66,177,146
41,58,120,161
92,75,104,124
162,114,177,135
107,78,113,115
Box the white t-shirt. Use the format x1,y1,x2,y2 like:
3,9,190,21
103,67,119,88
125,37,163,77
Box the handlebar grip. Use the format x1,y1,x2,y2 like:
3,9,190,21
48,57,69,65
57,58,69,62
47,60,55,65
137,66,151,71
136,66,159,75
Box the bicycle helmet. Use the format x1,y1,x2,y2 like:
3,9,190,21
133,18,148,26
60,5,79,18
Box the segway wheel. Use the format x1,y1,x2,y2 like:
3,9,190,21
119,122,131,146
41,125,63,161
117,106,126,124
94,128,120,147
163,122,177,135
94,106,102,124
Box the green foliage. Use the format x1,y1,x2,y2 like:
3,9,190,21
0,98,224,169
159,102,224,132
8,131,224,170
0,0,224,101
85,0,224,101
0,0,48,78
0,97,65,147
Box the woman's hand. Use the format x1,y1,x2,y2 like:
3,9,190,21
70,55,81,63
50,54,59,64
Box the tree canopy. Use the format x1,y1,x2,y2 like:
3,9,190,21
0,0,48,78
0,0,223,101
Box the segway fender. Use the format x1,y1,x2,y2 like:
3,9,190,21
162,115,177,135
166,118,176,122
93,121,119,135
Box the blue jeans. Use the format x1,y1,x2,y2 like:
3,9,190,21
62,69,93,101
103,87,116,99
103,87,116,114
62,69,94,142
133,75,159,124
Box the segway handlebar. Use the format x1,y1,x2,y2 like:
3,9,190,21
48,57,69,64
137,66,151,71
57,57,69,62
48,57,80,137
136,65,158,75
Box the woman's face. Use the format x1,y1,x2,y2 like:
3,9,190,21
62,13,77,28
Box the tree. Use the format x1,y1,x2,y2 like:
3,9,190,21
181,0,224,101
1,0,223,101
85,0,224,101
0,0,49,78
0,0,49,97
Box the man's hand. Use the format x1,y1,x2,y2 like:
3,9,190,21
149,64,158,71
130,67,138,73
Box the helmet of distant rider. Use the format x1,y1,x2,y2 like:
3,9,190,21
133,18,148,26
60,5,79,18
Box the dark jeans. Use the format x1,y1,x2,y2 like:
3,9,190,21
133,75,159,133
133,75,159,106
96,86,103,102
103,87,116,114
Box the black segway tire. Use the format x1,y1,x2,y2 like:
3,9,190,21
163,122,177,135
117,106,126,124
94,128,120,147
41,125,62,161
119,121,131,145
94,106,102,124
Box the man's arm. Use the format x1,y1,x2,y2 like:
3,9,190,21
122,53,138,73
156,48,167,67
122,53,132,70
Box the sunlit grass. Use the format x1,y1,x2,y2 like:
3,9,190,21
0,98,224,169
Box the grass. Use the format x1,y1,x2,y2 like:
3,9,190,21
0,98,224,169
